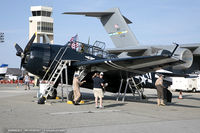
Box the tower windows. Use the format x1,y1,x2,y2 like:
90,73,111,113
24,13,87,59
32,11,51,17
37,22,53,33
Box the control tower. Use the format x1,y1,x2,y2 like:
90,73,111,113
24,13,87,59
29,6,54,44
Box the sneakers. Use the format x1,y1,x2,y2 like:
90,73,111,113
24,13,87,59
160,103,166,106
95,105,104,109
99,106,104,109
161,100,166,106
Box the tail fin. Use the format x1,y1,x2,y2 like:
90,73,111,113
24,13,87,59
63,8,139,48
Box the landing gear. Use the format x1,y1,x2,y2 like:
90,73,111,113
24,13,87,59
47,89,57,99
37,87,57,104
38,97,46,104
116,77,145,101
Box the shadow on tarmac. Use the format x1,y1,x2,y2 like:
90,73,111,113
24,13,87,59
178,94,200,101
167,102,200,108
104,103,127,108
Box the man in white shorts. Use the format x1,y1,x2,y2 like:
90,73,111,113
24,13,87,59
92,72,104,108
24,73,30,90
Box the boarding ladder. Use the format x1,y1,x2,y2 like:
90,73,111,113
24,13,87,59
40,46,71,99
116,77,144,102
74,66,89,82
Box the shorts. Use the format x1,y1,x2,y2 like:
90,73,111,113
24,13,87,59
93,88,104,98
25,81,29,85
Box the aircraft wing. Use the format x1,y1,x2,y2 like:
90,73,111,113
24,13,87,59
72,55,184,75
107,43,200,56
107,45,163,56
107,47,147,54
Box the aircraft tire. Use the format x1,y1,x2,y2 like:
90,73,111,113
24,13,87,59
38,97,46,104
68,91,74,101
47,89,57,99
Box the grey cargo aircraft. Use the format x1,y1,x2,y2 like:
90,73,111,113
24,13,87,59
63,8,200,89
63,8,200,76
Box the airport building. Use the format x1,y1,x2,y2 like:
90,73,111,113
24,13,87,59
29,6,54,44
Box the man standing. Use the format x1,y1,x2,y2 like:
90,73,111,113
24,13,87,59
155,74,166,106
72,74,86,105
92,72,104,108
24,73,30,90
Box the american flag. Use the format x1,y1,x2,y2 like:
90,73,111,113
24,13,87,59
69,34,79,49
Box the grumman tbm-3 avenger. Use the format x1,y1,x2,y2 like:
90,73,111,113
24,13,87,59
14,8,199,104
14,33,182,104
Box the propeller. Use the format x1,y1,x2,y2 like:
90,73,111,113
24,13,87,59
24,33,36,54
14,33,36,69
15,43,24,57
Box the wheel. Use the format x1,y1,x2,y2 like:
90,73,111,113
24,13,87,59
142,94,146,99
68,91,74,101
38,97,46,104
47,89,57,99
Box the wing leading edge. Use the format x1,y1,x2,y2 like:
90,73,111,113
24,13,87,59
72,55,184,75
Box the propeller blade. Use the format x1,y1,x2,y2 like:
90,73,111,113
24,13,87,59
15,43,23,53
24,32,36,54
20,57,25,70
15,43,24,56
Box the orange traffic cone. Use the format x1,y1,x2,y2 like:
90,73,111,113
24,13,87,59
178,91,183,99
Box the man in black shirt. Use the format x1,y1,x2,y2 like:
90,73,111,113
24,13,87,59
92,72,104,108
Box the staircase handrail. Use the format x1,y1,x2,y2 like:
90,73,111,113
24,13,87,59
41,47,63,81
47,45,69,81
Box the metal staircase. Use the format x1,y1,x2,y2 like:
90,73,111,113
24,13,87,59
129,77,144,99
40,46,71,99
116,77,144,102
43,60,70,98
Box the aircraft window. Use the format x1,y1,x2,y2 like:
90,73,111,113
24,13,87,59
74,41,115,59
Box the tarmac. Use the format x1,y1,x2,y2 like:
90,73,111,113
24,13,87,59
0,84,200,133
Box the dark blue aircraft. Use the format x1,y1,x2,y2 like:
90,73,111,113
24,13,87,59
15,32,182,103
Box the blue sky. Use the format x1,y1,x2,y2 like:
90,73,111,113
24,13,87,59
0,0,200,68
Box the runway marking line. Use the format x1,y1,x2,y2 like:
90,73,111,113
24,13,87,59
50,110,121,115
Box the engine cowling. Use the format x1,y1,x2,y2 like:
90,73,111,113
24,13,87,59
173,48,193,69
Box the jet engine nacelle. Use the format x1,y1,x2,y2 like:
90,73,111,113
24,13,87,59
173,48,193,69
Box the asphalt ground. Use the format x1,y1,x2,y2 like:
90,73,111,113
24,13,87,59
0,84,200,133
